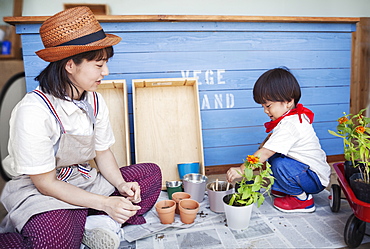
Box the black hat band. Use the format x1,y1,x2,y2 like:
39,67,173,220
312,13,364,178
57,29,106,46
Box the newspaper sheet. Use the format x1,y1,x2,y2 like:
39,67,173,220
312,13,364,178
112,190,370,248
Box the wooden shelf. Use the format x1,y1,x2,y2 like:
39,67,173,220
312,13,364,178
0,25,21,60
4,15,360,25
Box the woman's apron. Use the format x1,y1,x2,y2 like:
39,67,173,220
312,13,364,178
0,90,114,233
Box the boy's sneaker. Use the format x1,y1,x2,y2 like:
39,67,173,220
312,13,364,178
273,194,315,213
82,215,123,249
271,189,287,198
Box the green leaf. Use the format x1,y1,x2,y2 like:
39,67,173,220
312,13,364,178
245,168,253,181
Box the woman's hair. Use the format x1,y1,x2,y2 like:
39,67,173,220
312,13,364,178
35,46,114,100
253,67,301,105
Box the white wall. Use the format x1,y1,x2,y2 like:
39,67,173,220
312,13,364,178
0,0,13,25
1,0,370,25
10,0,370,17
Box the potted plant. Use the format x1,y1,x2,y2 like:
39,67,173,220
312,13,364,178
328,108,370,203
223,155,274,230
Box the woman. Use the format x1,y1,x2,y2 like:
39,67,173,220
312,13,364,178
0,7,161,249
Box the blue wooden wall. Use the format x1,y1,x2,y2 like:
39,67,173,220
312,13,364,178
17,21,355,167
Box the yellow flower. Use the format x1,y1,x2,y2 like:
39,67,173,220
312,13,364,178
247,155,259,164
356,126,365,134
338,117,349,124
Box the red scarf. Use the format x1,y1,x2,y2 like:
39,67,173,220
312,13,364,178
264,103,314,133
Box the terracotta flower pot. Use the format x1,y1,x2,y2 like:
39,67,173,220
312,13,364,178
172,192,191,214
178,199,199,224
155,200,176,224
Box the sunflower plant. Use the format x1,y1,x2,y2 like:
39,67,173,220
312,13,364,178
328,108,370,184
228,155,274,207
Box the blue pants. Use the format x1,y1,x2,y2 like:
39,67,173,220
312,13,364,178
268,153,325,195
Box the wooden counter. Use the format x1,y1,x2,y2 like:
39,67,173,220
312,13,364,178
4,15,360,24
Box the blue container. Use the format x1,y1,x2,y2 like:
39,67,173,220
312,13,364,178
1,41,11,55
177,162,199,179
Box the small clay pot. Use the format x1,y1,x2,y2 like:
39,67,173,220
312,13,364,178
155,200,176,224
178,199,199,224
172,192,191,214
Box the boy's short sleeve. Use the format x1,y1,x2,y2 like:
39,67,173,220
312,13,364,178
263,120,299,155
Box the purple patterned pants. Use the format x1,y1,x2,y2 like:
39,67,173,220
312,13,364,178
0,163,162,249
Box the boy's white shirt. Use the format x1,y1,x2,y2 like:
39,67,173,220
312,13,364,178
263,114,331,187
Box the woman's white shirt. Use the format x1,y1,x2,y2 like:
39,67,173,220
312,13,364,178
3,90,114,177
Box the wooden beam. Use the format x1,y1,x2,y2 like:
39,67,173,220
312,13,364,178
205,154,346,176
350,17,370,115
4,15,360,25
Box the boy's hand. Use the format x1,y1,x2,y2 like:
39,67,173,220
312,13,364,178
226,165,244,183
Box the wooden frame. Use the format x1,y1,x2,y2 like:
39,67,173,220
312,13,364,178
351,18,370,116
63,4,109,15
132,78,204,188
94,79,131,167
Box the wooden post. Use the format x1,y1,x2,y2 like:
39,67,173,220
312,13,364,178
351,18,370,115
13,0,23,17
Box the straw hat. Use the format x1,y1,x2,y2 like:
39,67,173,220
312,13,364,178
35,7,121,62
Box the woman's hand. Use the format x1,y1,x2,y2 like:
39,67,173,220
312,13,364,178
116,181,141,203
30,169,140,225
103,196,141,224
226,165,244,183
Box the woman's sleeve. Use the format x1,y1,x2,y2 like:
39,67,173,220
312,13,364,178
8,98,57,175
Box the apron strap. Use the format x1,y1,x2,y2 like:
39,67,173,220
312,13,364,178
57,164,92,182
33,90,94,181
32,90,66,134
92,91,99,118
32,90,99,132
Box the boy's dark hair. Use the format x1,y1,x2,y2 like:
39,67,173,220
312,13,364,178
253,67,301,105
35,47,114,100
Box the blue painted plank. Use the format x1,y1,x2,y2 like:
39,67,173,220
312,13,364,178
23,50,351,76
198,86,349,110
25,76,38,92
109,50,351,73
25,67,351,92
104,68,350,92
17,22,356,34
115,32,351,53
202,126,267,148
25,69,351,94
21,31,352,55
